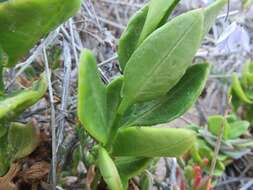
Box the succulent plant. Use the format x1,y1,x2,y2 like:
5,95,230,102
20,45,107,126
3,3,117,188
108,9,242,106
229,60,253,123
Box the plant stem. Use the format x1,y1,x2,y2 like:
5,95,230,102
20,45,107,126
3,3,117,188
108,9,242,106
117,98,130,116
105,113,123,150
209,96,231,180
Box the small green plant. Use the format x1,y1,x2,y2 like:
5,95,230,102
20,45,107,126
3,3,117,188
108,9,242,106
0,71,48,177
0,121,40,175
77,0,227,189
0,0,81,181
229,60,253,124
183,114,252,189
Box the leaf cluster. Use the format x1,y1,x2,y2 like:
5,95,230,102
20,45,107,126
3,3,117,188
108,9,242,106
188,114,251,177
77,0,227,189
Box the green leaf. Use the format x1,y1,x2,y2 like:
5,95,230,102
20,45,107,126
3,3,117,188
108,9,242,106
8,121,39,160
0,0,81,67
106,77,123,128
122,63,210,126
115,157,151,179
241,60,253,88
229,87,242,111
208,115,230,140
244,106,253,123
137,0,180,45
227,120,250,139
78,50,108,144
112,127,196,157
193,139,214,162
118,9,204,114
139,172,153,190
191,140,205,163
118,0,180,71
97,146,123,190
214,161,225,176
118,5,148,71
191,139,226,176
203,0,227,36
226,114,238,123
231,73,253,104
0,73,47,122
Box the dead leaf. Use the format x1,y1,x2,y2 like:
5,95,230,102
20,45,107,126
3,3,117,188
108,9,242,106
18,161,50,183
87,165,96,190
129,180,140,190
0,163,20,190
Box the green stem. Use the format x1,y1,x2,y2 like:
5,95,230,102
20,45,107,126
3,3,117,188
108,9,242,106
105,98,132,150
105,113,123,150
117,98,131,116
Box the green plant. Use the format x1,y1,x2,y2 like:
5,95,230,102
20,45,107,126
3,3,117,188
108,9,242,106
0,74,47,176
184,114,252,188
0,121,40,176
0,0,81,67
229,60,253,123
77,0,227,189
0,0,81,180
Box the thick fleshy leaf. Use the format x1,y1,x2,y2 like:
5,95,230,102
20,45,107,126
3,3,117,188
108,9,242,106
118,10,204,114
226,114,238,123
97,147,123,190
137,0,180,44
0,74,47,122
118,5,148,70
231,73,253,104
227,120,250,139
229,87,241,111
8,121,39,160
191,139,226,176
115,157,151,179
208,115,230,140
78,50,108,144
203,0,227,36
106,77,123,128
122,63,210,126
112,127,196,157
241,60,253,88
0,0,81,67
